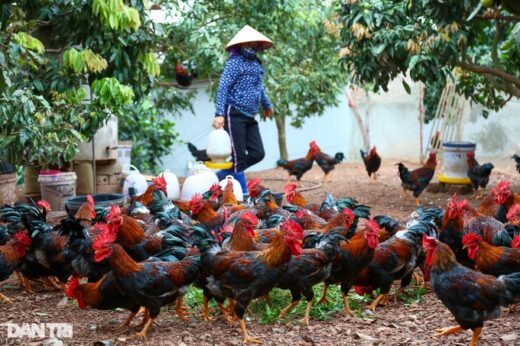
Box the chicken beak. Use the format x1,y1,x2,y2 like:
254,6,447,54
462,244,468,249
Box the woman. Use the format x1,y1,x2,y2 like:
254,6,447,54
213,25,274,193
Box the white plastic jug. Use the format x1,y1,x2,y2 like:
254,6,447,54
160,170,180,201
180,170,219,201
123,165,148,198
219,175,244,202
206,128,231,163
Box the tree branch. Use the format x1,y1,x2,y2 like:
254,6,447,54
476,14,520,22
482,74,520,98
455,61,520,90
491,21,503,69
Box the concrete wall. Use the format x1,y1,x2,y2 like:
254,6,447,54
159,80,519,176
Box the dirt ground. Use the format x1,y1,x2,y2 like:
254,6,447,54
1,160,519,346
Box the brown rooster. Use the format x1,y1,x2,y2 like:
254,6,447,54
276,143,319,186
397,152,437,206
310,141,345,183
360,146,381,180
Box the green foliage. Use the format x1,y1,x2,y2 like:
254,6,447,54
336,0,520,115
0,1,184,169
118,100,178,174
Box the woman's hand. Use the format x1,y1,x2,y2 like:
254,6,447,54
263,109,273,118
213,116,225,129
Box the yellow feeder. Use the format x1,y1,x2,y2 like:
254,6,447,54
204,161,233,170
437,173,471,185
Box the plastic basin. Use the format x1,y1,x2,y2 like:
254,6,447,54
65,193,126,215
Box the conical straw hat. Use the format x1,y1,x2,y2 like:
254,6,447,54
225,25,273,51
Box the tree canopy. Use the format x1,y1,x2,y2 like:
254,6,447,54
337,0,520,118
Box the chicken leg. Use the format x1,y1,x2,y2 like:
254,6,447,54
401,188,409,200
201,295,212,321
435,325,462,337
393,287,405,303
342,292,352,317
368,293,388,312
317,284,329,305
114,310,139,333
135,317,155,339
20,275,35,294
176,296,190,321
415,198,421,207
0,292,12,303
279,300,300,319
300,300,313,326
239,319,263,344
470,327,482,346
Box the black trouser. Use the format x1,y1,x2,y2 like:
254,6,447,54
224,106,265,172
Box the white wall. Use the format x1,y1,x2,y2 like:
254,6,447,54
160,80,520,176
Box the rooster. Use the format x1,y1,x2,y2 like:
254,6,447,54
192,218,303,344
276,224,346,325
423,235,520,346
353,219,437,311
317,219,381,316
276,143,319,186
65,274,142,332
462,233,520,277
92,223,201,337
360,146,381,180
397,152,437,206
479,180,520,223
0,230,31,303
466,151,494,199
175,63,193,87
440,194,511,268
512,154,520,173
187,142,210,162
310,141,345,183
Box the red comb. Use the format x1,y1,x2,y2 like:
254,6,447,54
295,209,307,219
447,193,458,208
65,276,80,298
512,235,520,249
86,194,94,205
37,200,51,212
106,205,121,222
92,224,116,250
284,183,297,194
462,232,482,245
497,180,511,191
210,183,222,192
507,204,520,222
422,234,437,248
365,219,380,234
281,219,304,239
247,177,262,190
342,208,355,226
189,193,203,205
13,230,31,248
152,174,167,189
240,212,259,226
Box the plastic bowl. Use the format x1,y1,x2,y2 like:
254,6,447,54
65,193,126,215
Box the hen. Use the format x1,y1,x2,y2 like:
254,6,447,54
360,146,381,180
310,141,344,183
466,151,494,198
0,230,31,303
276,143,319,186
423,235,520,346
479,180,520,223
192,218,303,343
397,152,437,206
187,142,210,162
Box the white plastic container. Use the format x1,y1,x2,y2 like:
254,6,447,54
38,172,77,211
206,128,231,163
76,115,118,161
122,166,148,198
118,142,132,174
219,175,243,202
442,142,476,179
161,170,180,200
181,170,219,201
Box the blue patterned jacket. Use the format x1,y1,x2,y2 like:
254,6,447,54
215,48,272,117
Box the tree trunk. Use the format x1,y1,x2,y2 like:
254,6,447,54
275,114,288,160
345,86,370,151
418,82,425,164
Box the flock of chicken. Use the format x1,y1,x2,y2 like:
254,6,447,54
1,170,520,345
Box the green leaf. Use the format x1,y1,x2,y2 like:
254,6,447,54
402,79,411,94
